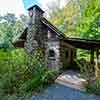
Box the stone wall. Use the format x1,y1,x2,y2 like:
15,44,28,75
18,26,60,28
25,6,45,56
45,39,62,70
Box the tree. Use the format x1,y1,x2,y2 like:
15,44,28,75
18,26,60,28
48,0,79,37
20,14,28,26
0,13,27,47
3,13,17,25
48,0,100,39
76,0,100,39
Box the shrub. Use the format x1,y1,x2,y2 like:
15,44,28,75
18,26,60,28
85,78,100,95
8,95,18,100
19,70,58,94
41,70,58,85
75,58,94,81
19,75,42,93
85,68,100,95
0,48,58,99
75,58,100,95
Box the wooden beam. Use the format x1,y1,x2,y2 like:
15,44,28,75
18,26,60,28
95,49,99,78
89,49,96,80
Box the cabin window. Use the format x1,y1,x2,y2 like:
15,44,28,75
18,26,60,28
48,49,55,58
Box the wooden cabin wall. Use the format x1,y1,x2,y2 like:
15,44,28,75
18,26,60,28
60,40,76,69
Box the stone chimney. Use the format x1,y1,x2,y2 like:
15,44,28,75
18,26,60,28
28,5,44,25
28,5,44,16
25,5,44,55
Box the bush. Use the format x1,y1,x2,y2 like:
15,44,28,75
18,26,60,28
85,68,100,95
0,48,58,99
85,78,100,95
41,70,58,85
75,58,95,81
8,95,18,100
19,70,58,94
19,75,42,93
75,58,100,95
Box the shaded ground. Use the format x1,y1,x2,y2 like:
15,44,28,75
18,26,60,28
31,84,100,100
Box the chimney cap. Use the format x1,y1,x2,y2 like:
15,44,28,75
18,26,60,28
28,5,44,13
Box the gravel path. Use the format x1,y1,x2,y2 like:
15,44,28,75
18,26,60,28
31,84,100,100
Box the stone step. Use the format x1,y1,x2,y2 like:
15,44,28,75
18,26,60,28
55,71,86,91
55,78,86,91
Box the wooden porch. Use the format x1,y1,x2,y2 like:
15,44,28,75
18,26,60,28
63,37,100,78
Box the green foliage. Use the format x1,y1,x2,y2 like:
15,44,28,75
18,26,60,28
19,75,42,93
76,0,100,39
0,49,58,99
19,70,58,94
77,49,90,61
0,13,27,48
49,0,100,39
85,67,100,95
8,95,18,100
48,0,80,37
75,58,94,81
76,58,100,95
85,77,100,95
41,70,58,85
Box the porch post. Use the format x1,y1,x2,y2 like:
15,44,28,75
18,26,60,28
95,49,99,78
90,49,94,64
90,49,95,79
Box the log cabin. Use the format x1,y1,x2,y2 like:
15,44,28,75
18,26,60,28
13,5,100,74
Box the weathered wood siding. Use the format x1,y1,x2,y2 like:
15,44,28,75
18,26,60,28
60,40,76,68
44,28,62,70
